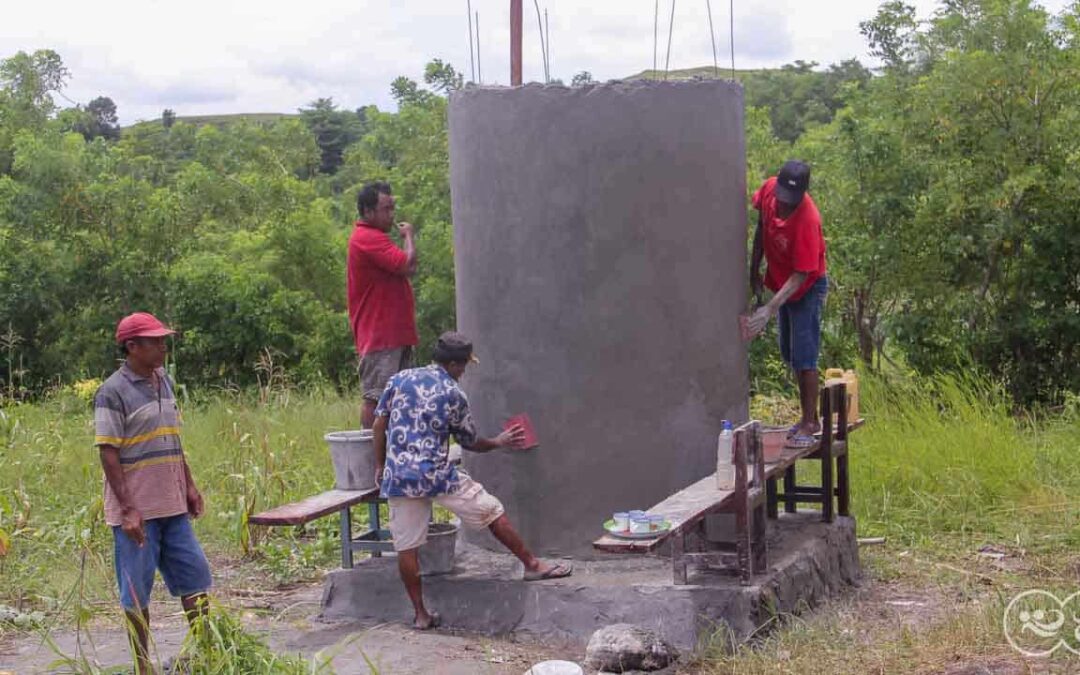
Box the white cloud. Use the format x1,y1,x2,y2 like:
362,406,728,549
1,0,1072,123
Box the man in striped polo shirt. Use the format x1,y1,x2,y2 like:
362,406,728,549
94,312,211,674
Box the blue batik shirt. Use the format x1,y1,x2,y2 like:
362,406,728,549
374,364,479,498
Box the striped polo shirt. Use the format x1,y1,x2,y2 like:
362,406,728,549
94,364,188,527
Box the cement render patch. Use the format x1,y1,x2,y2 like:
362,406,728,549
321,514,860,653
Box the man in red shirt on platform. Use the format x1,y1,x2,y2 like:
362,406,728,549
744,160,828,449
348,181,418,429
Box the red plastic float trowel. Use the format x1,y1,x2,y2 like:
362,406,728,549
503,413,539,450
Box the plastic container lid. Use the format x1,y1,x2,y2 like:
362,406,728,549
525,661,584,675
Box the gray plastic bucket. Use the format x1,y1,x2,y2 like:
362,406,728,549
419,523,459,576
325,430,376,491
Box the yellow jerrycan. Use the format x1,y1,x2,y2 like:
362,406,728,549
824,368,859,422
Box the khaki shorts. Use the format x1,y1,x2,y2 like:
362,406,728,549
388,475,505,552
359,346,413,401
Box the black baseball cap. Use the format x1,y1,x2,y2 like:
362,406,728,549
775,160,811,205
433,331,480,364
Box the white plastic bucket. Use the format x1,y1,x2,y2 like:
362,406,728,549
325,430,376,491
524,661,584,675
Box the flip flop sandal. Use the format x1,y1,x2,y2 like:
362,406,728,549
784,433,817,450
413,611,441,631
524,562,573,582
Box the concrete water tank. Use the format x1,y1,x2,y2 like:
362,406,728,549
449,80,749,557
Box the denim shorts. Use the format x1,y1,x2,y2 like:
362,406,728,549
777,276,828,372
113,513,212,610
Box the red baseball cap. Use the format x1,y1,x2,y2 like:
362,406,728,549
115,312,176,344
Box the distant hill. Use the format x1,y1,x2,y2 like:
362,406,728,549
628,61,872,142
124,112,298,131
121,61,870,144
625,66,763,81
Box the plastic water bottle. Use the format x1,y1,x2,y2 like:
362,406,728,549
716,420,735,490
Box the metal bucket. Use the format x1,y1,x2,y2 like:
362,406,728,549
419,522,459,576
325,430,376,491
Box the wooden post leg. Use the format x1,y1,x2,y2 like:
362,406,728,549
836,382,850,518
783,466,797,513
734,428,751,585
766,477,778,519
340,506,353,569
837,454,850,517
820,387,835,523
672,532,688,585
368,501,382,558
752,503,768,574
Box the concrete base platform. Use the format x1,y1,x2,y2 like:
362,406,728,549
321,513,860,653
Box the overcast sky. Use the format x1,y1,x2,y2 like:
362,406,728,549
2,0,1071,124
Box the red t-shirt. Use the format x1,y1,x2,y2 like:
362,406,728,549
752,177,827,303
347,222,418,355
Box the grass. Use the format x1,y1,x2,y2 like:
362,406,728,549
0,385,365,627
4,370,1080,672
705,370,1080,673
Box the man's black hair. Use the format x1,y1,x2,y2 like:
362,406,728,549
357,181,392,218
432,332,474,366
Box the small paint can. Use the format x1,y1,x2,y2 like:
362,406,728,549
612,512,630,531
630,515,651,534
647,514,666,531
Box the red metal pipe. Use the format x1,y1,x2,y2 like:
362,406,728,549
510,0,523,85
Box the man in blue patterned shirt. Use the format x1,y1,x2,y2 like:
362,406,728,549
373,331,572,630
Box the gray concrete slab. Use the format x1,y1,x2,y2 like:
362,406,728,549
448,80,750,558
322,514,860,654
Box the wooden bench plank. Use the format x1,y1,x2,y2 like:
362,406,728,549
249,488,381,526
594,474,763,553
593,418,864,555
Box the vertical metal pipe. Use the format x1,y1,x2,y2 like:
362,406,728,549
477,11,483,83
533,0,548,82
511,0,523,85
545,8,551,81
467,0,476,83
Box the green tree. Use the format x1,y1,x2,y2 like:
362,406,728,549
571,71,594,87
0,50,69,173
298,98,365,175
423,59,463,94
71,96,120,141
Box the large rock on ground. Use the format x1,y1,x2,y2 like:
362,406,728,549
584,624,677,672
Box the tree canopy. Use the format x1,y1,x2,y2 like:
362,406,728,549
0,0,1077,405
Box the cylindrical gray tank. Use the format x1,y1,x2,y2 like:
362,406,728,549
449,80,749,557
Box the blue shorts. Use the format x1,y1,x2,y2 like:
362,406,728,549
113,514,212,611
777,276,828,372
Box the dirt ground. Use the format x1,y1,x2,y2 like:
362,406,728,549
0,549,1060,675
0,578,574,674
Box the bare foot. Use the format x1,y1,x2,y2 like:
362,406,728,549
413,611,440,630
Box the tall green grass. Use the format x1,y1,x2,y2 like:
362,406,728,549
2,371,1079,629
852,372,1080,557
0,387,364,622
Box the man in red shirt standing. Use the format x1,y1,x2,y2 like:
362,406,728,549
744,160,828,449
347,181,419,429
